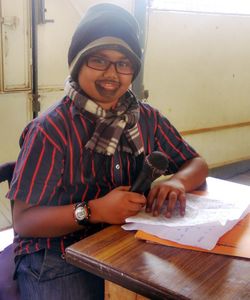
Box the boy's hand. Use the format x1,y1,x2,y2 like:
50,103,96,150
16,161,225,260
146,179,186,218
89,186,146,224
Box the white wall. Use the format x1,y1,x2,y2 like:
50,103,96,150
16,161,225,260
1,2,250,167
144,10,250,167
0,0,31,164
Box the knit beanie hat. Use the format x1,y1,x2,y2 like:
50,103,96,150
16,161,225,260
68,3,142,82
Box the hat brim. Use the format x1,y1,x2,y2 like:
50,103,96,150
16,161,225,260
69,36,141,81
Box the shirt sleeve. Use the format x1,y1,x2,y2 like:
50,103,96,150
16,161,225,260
154,110,199,174
7,122,64,206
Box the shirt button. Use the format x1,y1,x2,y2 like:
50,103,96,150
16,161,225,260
115,164,120,170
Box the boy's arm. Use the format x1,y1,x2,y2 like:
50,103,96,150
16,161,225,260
13,186,146,238
168,156,208,192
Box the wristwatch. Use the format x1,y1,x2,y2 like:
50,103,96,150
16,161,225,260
74,202,91,225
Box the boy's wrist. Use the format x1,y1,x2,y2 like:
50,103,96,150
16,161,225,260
88,199,104,224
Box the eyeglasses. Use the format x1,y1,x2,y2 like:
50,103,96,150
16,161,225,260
86,55,134,75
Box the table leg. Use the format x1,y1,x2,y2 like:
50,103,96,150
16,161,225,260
105,280,149,300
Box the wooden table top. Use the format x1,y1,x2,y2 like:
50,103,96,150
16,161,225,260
66,178,250,299
65,224,250,300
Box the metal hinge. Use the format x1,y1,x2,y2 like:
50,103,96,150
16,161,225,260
37,0,54,24
29,93,41,114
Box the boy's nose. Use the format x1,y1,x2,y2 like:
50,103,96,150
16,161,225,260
105,62,117,73
103,62,118,78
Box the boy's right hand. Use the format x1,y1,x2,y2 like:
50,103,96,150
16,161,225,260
89,186,146,224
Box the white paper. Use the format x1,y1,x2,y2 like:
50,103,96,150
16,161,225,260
123,209,249,250
123,177,250,250
126,193,250,227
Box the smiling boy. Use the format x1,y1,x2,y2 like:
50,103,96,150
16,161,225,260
8,3,208,300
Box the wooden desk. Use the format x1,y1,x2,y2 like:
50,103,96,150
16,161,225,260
65,179,250,300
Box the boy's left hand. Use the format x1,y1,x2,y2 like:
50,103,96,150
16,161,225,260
146,179,186,218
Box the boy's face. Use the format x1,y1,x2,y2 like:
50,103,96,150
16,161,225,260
78,49,134,109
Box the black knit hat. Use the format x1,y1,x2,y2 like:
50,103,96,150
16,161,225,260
68,3,142,81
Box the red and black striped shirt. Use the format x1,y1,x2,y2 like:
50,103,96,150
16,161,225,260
7,96,198,255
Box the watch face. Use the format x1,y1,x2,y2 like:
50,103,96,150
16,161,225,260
75,206,87,221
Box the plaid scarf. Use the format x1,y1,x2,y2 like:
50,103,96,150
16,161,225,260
65,77,144,156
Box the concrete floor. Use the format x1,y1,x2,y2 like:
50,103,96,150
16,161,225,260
227,170,250,186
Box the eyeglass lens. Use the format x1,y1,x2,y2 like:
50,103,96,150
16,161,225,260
87,56,134,74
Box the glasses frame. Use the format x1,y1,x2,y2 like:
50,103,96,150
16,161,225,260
86,55,134,75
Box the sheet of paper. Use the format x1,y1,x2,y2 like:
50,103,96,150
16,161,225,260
123,211,249,250
125,193,250,227
135,213,250,258
123,178,250,250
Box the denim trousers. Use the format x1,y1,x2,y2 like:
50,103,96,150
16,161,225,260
15,249,104,300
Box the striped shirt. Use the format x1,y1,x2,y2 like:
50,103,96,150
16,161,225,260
7,96,198,255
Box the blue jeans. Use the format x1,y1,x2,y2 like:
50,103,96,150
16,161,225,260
15,249,104,300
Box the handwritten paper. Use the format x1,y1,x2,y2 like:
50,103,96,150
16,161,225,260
123,177,250,250
135,214,250,258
